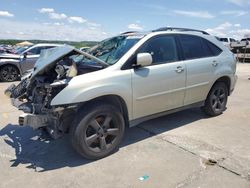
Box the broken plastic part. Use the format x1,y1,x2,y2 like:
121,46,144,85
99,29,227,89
67,61,78,78
204,158,217,166
139,175,149,181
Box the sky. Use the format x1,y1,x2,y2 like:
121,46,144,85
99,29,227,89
0,0,250,41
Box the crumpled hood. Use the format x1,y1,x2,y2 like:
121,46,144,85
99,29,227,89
31,45,75,79
30,45,108,79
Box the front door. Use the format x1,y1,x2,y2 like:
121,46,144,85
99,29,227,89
131,35,186,119
20,46,43,72
21,54,39,71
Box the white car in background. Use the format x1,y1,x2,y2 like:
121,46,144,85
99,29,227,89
218,37,237,48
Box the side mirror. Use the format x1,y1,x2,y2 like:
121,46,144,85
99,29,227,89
136,53,152,67
23,52,27,59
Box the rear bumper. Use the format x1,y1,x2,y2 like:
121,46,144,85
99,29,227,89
230,74,238,95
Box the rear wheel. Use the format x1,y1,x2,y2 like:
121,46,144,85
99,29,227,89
202,82,228,116
71,103,125,160
0,65,19,82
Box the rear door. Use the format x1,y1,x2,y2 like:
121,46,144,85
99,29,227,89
131,35,186,119
178,34,222,105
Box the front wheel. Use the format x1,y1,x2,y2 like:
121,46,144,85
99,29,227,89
202,82,228,116
71,103,125,160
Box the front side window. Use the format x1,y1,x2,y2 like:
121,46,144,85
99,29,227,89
139,35,178,65
27,47,43,55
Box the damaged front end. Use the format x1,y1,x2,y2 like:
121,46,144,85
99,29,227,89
4,45,108,138
5,77,71,138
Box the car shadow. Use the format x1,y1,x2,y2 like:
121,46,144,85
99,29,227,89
0,108,207,172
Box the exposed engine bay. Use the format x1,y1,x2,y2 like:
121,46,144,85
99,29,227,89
5,46,107,138
4,35,139,139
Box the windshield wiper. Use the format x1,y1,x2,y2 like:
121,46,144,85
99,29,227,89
75,48,110,67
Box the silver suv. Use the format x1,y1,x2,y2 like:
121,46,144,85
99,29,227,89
0,43,61,82
5,27,237,159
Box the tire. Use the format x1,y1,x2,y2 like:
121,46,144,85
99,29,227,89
0,65,19,82
71,103,125,160
202,82,228,116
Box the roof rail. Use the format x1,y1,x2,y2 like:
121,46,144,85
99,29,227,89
152,27,209,35
120,31,138,35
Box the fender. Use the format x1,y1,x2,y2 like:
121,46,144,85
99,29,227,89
51,69,133,119
206,58,236,97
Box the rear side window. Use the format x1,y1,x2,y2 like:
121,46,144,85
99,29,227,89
139,35,178,65
179,35,221,60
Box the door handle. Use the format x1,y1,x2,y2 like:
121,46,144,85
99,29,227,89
175,66,184,73
212,60,218,67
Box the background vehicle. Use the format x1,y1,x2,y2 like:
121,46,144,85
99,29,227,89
0,43,62,82
231,39,250,63
5,27,237,159
218,37,237,49
241,38,250,42
0,44,15,54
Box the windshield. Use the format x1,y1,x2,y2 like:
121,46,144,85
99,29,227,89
73,35,143,65
15,45,32,54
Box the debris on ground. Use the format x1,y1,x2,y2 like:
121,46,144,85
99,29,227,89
203,158,217,166
139,175,149,181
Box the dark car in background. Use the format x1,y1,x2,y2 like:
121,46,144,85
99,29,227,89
0,45,15,54
0,43,61,82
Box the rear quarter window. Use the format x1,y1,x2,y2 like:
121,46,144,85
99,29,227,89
203,39,222,56
179,34,222,60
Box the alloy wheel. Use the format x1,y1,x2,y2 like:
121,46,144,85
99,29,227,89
0,66,19,82
84,115,120,153
211,88,226,111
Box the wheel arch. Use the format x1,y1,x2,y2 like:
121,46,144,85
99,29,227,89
210,76,231,97
77,95,130,127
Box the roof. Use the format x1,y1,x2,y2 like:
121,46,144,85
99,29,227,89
152,27,209,35
119,27,209,37
32,43,63,47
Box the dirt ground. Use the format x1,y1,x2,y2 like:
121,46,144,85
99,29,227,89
0,63,250,188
